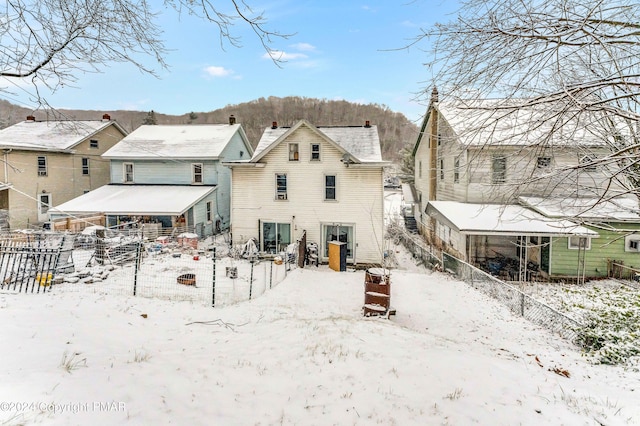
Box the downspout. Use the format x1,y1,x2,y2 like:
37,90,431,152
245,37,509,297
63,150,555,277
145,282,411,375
3,149,11,182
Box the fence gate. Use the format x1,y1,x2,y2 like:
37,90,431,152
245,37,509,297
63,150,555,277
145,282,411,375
0,233,71,294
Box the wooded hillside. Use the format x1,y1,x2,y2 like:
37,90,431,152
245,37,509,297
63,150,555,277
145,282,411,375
0,96,419,162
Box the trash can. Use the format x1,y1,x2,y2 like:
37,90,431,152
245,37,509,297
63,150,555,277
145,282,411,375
328,241,347,271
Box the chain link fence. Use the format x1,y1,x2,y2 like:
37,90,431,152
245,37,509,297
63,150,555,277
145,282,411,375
388,223,582,343
444,252,581,342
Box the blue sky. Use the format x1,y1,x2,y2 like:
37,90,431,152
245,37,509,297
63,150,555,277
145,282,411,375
3,1,460,123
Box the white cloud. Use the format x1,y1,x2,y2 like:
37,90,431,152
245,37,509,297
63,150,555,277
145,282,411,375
263,51,309,61
203,66,234,78
290,43,316,52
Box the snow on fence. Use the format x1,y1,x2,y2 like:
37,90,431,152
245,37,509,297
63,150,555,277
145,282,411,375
443,253,582,342
0,232,74,294
388,223,582,343
51,236,298,307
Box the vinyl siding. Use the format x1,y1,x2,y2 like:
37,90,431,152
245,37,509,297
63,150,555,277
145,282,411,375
550,223,640,278
231,126,385,264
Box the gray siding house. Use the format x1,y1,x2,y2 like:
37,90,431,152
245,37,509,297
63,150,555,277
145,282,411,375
50,117,253,236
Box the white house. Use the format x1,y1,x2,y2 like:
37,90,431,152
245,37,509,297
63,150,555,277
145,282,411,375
50,116,252,236
225,119,390,265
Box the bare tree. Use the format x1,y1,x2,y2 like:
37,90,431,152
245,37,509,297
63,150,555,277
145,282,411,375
0,0,289,109
413,0,640,209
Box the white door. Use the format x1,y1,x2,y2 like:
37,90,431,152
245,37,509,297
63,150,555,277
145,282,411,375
38,193,51,223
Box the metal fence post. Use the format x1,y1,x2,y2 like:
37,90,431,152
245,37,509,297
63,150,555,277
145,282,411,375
249,260,254,300
269,260,273,289
212,247,216,307
133,241,142,296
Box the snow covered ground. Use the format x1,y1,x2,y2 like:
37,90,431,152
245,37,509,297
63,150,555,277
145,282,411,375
1,190,639,425
1,238,639,425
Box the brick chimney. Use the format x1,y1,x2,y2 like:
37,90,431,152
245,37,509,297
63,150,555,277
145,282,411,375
26,115,35,122
102,113,111,121
271,121,278,129
229,115,236,125
365,120,371,128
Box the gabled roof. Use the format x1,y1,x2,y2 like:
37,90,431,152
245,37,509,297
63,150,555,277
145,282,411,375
250,119,384,163
436,99,622,148
49,184,216,216
519,196,640,222
0,119,127,152
427,201,597,237
102,124,252,160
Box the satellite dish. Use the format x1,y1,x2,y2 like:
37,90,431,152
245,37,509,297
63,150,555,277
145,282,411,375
341,153,351,164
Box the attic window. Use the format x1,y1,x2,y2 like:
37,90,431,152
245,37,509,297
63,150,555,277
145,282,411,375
310,144,320,161
568,236,591,250
537,157,551,168
289,143,299,161
90,139,99,149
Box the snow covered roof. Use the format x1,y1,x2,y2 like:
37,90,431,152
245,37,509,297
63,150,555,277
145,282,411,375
49,185,216,216
102,124,248,159
519,196,640,222
435,99,623,148
0,119,125,152
251,120,384,163
427,201,598,236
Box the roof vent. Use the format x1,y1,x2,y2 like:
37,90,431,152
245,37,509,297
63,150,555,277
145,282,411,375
102,113,111,121
365,120,371,128
26,115,35,122
229,115,236,125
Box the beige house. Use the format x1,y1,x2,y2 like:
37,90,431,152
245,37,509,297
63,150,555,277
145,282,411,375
411,89,636,280
225,119,389,265
0,114,127,229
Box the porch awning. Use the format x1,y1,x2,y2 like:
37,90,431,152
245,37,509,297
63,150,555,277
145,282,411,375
49,184,216,217
427,201,598,237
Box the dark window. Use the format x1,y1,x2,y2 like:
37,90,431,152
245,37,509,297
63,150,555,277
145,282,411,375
325,175,336,200
82,158,89,175
37,156,47,176
193,163,203,183
311,144,320,161
276,174,287,200
492,155,506,184
440,159,444,180
454,156,460,183
89,139,99,149
537,157,551,168
124,163,134,183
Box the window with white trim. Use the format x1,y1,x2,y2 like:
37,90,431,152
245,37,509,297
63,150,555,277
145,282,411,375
537,156,551,168
276,174,287,200
206,201,213,222
124,163,134,183
625,235,640,252
325,175,336,200
89,139,99,149
289,143,299,161
37,156,47,176
568,236,591,250
454,156,460,183
192,163,203,184
492,155,506,184
310,144,320,161
82,158,89,175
